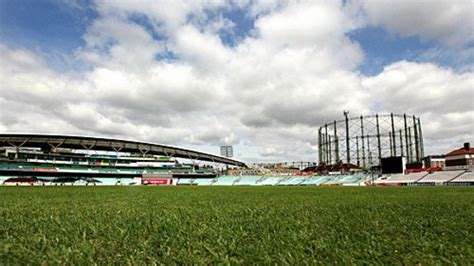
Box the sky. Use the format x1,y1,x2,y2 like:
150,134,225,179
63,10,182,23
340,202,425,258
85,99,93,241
0,0,473,163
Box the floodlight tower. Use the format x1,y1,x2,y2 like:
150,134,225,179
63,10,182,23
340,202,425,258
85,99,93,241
220,146,234,171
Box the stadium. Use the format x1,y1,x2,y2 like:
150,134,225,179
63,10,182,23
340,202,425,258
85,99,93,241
1,129,472,186
0,133,245,185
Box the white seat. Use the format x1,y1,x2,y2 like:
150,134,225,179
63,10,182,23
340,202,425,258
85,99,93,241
418,171,464,183
212,176,239,186
449,171,474,182
234,176,262,185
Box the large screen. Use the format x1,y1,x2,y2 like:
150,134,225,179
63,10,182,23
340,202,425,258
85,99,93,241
381,156,406,174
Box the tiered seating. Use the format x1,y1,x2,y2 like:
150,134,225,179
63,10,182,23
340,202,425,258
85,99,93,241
37,176,56,184
450,171,474,183
193,178,215,185
323,175,347,185
94,178,120,185
301,175,331,185
390,172,425,182
116,178,135,185
337,174,365,184
375,172,427,184
212,176,239,186
177,178,194,185
256,176,284,186
278,176,306,185
234,176,262,185
0,176,11,184
418,170,464,183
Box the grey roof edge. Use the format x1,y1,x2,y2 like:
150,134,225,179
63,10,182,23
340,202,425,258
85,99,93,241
0,133,247,167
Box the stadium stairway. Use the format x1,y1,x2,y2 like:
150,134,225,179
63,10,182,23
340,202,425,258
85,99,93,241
278,176,306,185
300,175,332,185
322,175,347,185
212,176,239,186
233,175,263,185
256,176,284,186
374,172,428,184
449,171,474,184
338,174,365,185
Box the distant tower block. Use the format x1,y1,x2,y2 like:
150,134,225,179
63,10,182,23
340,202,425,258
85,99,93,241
318,113,424,168
220,146,233,158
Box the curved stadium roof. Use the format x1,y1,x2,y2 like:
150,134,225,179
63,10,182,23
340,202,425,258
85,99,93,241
0,133,246,167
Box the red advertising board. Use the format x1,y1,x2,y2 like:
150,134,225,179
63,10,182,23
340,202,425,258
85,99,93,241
142,178,173,185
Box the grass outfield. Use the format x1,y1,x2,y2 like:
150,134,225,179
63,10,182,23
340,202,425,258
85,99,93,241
0,187,473,264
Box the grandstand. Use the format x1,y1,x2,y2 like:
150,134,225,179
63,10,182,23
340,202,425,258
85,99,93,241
212,176,239,186
375,172,428,184
417,170,464,184
0,133,245,185
2,134,472,187
278,176,306,185
450,171,474,184
327,174,365,185
177,178,194,185
300,175,332,186
256,176,283,186
193,178,215,185
370,170,474,186
233,176,262,185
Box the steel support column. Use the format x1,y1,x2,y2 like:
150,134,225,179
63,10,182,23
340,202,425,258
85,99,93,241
325,124,329,164
391,113,396,156
408,127,413,163
399,129,403,157
345,112,350,164
334,120,339,162
413,116,419,162
389,131,393,157
328,135,332,164
376,114,382,164
360,115,365,167
356,136,360,167
318,128,322,165
367,134,372,165
404,114,409,163
418,118,424,159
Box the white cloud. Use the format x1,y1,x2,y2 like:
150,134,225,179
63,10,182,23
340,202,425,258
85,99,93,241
362,61,474,155
361,0,474,47
1,1,473,163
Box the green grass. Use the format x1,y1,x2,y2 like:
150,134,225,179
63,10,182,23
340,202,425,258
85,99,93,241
0,186,473,264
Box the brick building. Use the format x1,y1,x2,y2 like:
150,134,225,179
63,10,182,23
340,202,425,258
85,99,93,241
445,143,474,170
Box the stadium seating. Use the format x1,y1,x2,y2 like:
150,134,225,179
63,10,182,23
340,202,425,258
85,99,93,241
278,176,306,185
450,171,474,183
116,178,135,185
418,170,464,183
92,178,120,185
212,176,239,186
337,174,365,184
323,175,347,185
0,176,13,185
193,178,215,185
256,176,284,186
177,178,194,185
374,172,427,184
300,175,332,185
234,176,262,185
